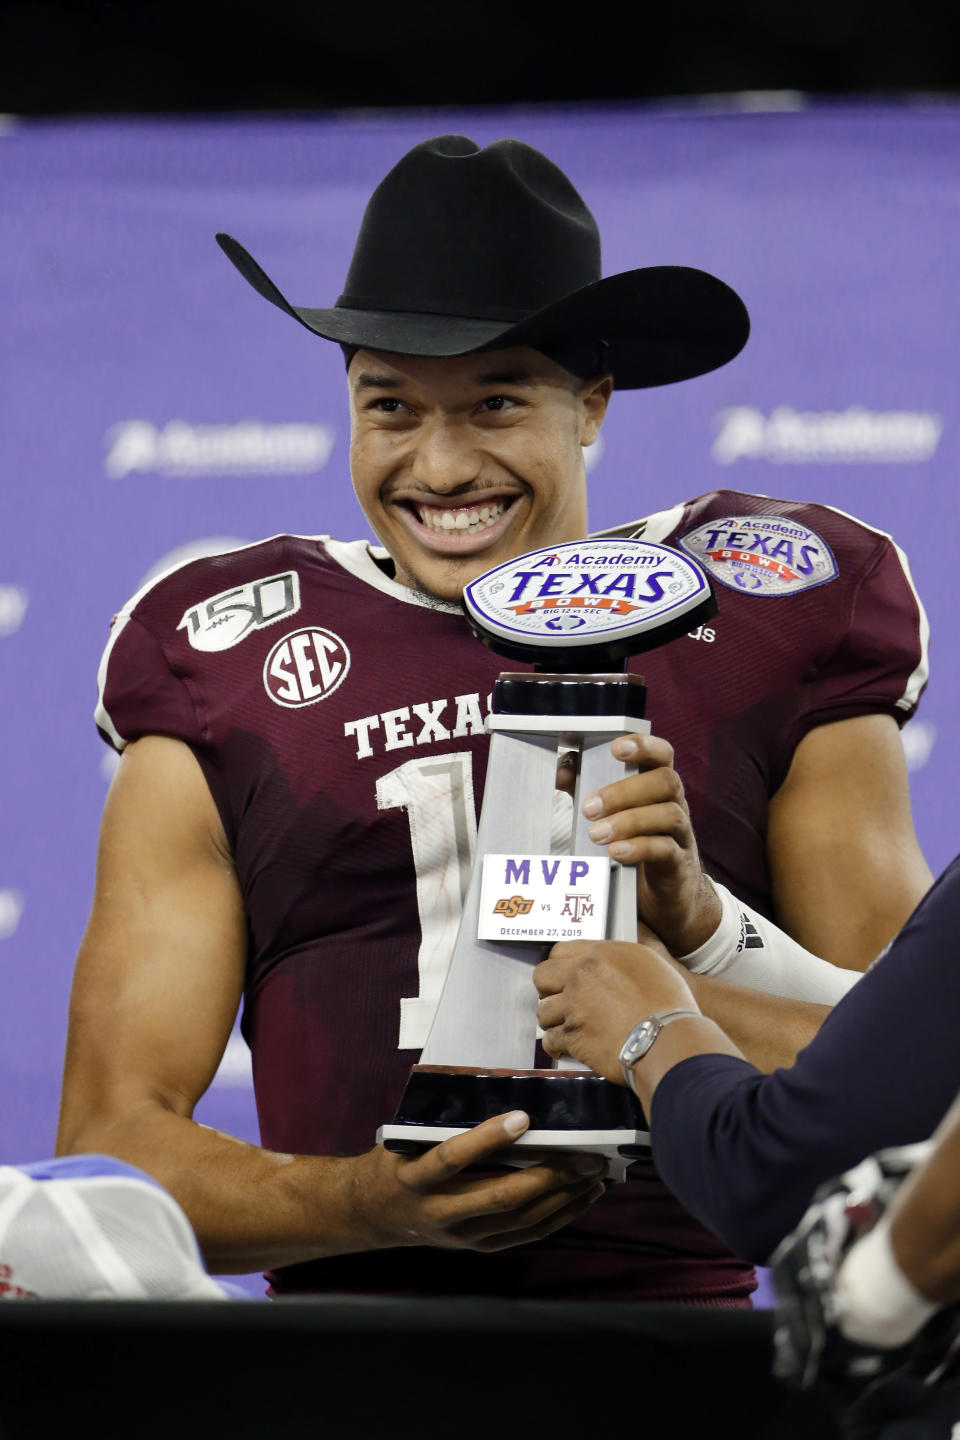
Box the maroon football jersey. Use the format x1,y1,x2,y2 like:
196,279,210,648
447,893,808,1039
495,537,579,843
95,489,927,1302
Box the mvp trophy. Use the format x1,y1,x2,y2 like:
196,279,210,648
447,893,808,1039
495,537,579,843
378,537,715,1181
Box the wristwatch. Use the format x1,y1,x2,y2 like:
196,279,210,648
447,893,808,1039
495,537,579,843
618,1009,701,1094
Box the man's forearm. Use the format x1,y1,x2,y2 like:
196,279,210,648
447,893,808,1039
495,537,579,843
58,1101,375,1273
58,1098,607,1275
686,968,831,1072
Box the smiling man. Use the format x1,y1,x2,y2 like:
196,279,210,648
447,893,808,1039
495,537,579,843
347,347,606,602
57,135,932,1303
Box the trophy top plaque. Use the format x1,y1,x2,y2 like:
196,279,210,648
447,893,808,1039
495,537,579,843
463,538,716,667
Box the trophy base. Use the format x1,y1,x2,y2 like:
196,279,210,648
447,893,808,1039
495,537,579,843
377,1124,647,1184
376,1065,650,1184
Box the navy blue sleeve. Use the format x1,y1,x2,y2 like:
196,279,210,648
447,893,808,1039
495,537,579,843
650,856,960,1265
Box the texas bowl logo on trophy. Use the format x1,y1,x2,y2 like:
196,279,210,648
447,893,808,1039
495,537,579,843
377,539,716,1180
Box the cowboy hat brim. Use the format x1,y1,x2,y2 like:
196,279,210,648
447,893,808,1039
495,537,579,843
216,232,749,390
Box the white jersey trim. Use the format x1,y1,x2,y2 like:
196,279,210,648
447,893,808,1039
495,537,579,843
324,538,463,614
590,504,686,546
95,616,133,751
889,541,930,712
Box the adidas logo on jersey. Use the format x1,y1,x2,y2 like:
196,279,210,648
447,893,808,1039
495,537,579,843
736,907,765,953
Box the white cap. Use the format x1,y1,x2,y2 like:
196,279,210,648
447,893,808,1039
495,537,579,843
0,1155,236,1300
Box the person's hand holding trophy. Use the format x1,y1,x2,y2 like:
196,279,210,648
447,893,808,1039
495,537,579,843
378,537,715,1181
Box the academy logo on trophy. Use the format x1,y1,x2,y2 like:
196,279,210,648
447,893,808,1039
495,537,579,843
377,538,715,1180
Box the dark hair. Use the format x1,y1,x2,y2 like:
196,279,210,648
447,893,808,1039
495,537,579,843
341,339,609,380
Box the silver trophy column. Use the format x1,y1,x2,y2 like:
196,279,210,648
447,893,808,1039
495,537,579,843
420,674,648,1068
379,674,652,1180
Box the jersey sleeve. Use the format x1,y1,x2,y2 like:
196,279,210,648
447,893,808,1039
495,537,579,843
803,531,928,735
661,491,928,749
95,609,203,753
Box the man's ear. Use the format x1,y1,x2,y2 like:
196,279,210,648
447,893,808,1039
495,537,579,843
579,374,613,446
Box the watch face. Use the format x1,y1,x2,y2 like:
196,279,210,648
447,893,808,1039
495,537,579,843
622,1017,659,1065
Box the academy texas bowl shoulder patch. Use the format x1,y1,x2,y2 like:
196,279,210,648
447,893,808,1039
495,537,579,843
678,515,838,596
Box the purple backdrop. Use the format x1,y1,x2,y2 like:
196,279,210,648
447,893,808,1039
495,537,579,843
2,104,957,1295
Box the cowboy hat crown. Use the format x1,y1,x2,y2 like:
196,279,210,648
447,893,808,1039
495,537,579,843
216,134,749,389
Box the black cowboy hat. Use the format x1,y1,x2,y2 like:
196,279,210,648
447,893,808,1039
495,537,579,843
216,134,749,390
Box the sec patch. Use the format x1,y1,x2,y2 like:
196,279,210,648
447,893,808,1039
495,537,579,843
678,515,838,596
263,626,351,707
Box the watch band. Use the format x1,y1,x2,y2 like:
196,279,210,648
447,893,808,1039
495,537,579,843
618,1008,701,1094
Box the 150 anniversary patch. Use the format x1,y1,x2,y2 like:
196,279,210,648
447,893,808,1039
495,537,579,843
678,515,838,596
178,571,300,651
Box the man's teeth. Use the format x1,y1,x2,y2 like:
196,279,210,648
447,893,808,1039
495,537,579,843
418,501,507,533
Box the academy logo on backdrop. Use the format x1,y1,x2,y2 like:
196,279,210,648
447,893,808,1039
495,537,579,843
178,572,300,653
680,515,838,596
104,420,335,478
264,627,351,708
712,406,942,464
0,585,28,636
